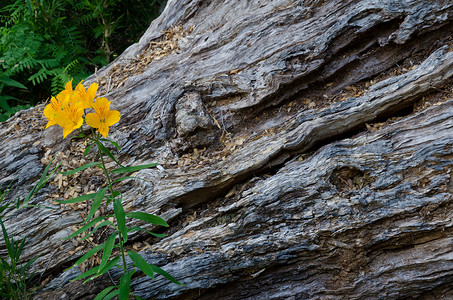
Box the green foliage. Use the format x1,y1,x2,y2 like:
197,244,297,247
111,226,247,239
0,0,165,121
0,159,60,299
59,134,181,299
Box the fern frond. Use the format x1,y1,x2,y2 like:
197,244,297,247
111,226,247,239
28,68,50,85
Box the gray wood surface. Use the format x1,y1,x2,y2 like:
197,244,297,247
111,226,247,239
0,0,452,299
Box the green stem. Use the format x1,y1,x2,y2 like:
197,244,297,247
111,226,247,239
117,227,128,272
97,141,114,196
96,137,127,272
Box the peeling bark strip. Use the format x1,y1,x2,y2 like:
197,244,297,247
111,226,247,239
0,0,453,299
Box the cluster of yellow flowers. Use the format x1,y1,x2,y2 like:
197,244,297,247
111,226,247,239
43,80,120,138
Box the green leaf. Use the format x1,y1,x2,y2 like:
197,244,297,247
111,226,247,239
24,157,60,204
72,265,99,281
71,132,87,139
96,256,121,278
128,251,154,279
70,243,105,268
100,138,121,150
16,236,26,261
114,198,127,243
126,212,168,227
133,295,146,300
97,141,123,167
0,76,27,89
93,286,116,300
98,232,117,274
103,289,120,300
112,176,135,184
127,226,167,238
0,219,13,259
85,188,106,223
106,190,121,206
80,220,113,242
63,216,107,240
60,162,100,175
56,193,96,204
74,256,121,283
151,264,183,285
22,253,41,271
0,96,11,112
111,163,158,174
119,270,134,300
83,143,94,156
0,202,11,215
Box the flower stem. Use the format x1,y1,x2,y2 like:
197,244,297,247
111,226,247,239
96,138,127,272
97,141,114,196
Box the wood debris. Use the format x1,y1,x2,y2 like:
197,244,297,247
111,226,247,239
96,25,194,96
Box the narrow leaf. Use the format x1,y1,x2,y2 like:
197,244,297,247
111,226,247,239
56,193,96,204
103,289,120,300
0,96,11,111
85,188,106,223
0,76,27,89
22,253,41,271
151,264,183,285
24,157,58,204
76,256,121,283
63,216,107,240
111,163,158,174
100,138,121,150
0,202,11,215
16,236,26,260
71,132,86,139
97,141,123,167
114,198,127,243
106,190,121,206
72,265,99,281
0,219,13,258
60,162,100,175
127,226,167,238
112,176,134,184
35,157,55,188
70,243,105,268
126,212,168,227
119,270,134,300
83,143,94,156
93,286,116,300
96,256,121,278
98,232,117,273
128,251,154,279
80,220,113,242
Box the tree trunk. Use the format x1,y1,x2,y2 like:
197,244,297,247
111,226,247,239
1,0,453,299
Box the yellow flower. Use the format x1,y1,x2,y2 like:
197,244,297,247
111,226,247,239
56,79,74,102
85,97,120,138
76,81,98,109
43,96,62,128
54,94,85,138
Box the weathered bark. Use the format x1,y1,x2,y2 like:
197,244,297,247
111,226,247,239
1,0,453,299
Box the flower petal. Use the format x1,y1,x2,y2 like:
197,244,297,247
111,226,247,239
55,111,71,128
62,125,74,138
85,113,101,129
94,97,110,112
105,110,121,126
88,83,98,101
98,122,109,138
45,120,56,128
64,79,73,92
43,104,55,120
